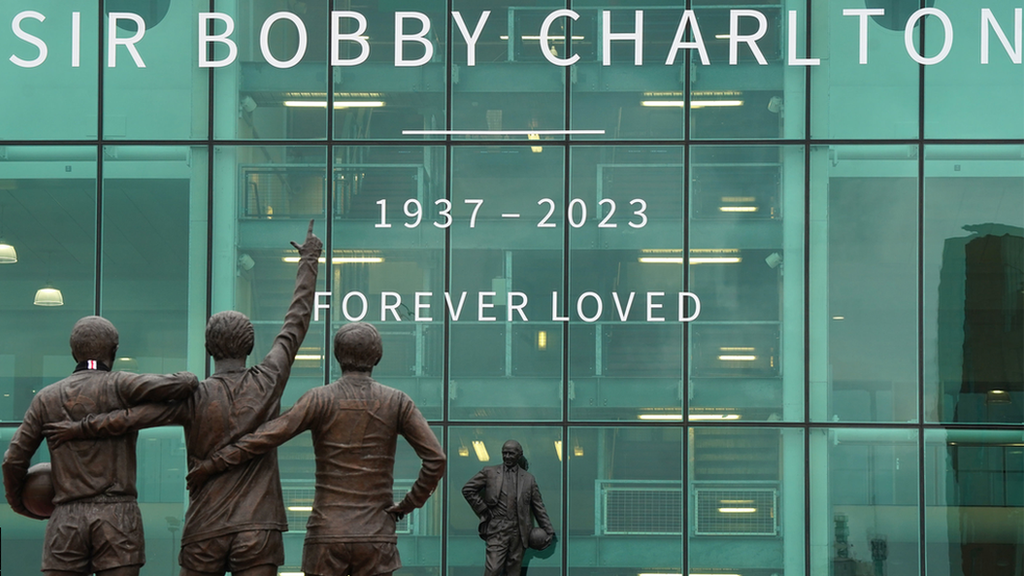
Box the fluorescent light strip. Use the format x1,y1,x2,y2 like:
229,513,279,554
719,206,758,212
638,414,683,420
719,355,757,361
284,100,385,108
294,355,322,361
402,129,605,135
689,414,741,421
282,257,383,264
639,257,684,264
287,506,313,512
689,257,742,264
719,507,757,513
472,440,489,462
641,100,744,108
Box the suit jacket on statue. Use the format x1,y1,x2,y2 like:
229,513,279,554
462,464,554,545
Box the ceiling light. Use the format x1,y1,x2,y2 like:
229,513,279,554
283,100,385,109
282,256,383,264
719,355,756,361
472,440,489,462
719,206,758,213
34,287,64,306
458,445,470,457
554,440,562,461
718,507,757,513
638,413,683,420
639,257,684,264
640,100,744,108
0,242,16,263
689,414,741,421
689,257,742,264
287,506,313,512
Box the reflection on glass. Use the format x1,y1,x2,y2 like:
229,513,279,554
822,145,918,423
925,429,1024,576
813,429,919,576
924,146,1024,424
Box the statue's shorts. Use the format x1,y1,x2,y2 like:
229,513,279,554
43,497,144,573
302,541,401,576
179,529,284,573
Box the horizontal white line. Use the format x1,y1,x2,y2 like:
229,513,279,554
402,130,605,135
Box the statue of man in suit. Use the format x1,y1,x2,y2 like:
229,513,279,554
462,440,555,576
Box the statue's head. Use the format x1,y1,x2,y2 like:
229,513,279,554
205,311,254,361
334,322,383,373
70,316,119,365
502,440,523,468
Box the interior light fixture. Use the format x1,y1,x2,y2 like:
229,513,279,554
287,506,313,512
0,242,16,263
528,133,543,153
283,256,384,264
689,257,742,264
537,330,548,350
689,414,741,421
459,444,470,457
721,196,756,202
639,257,684,264
294,355,323,361
284,100,385,109
719,206,758,213
986,390,1011,404
638,413,683,420
573,443,584,457
34,286,64,307
640,100,744,108
720,347,755,352
719,355,757,361
281,572,306,576
472,440,490,462
554,440,562,461
718,507,757,513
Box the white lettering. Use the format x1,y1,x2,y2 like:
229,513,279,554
540,9,580,66
729,10,768,65
260,12,307,69
478,291,496,321
679,292,701,321
787,10,819,66
666,10,709,66
199,13,237,68
342,291,368,321
646,291,665,322
577,292,603,322
612,292,636,321
108,13,146,68
843,8,884,64
445,292,468,321
381,291,402,321
551,291,569,321
395,12,433,67
981,8,1022,64
508,291,529,321
314,291,331,322
905,8,953,65
11,11,47,68
71,12,80,67
414,291,432,321
452,11,490,66
332,11,369,66
603,10,643,66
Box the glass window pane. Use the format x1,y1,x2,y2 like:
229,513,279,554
451,0,565,140
0,146,97,422
811,428,920,575
814,145,918,423
329,146,447,420
212,145,329,408
0,4,98,140
689,146,804,422
448,426,563,576
924,0,1024,139
332,0,447,140
810,1,919,139
690,426,805,576
449,147,564,421
925,429,1024,576
214,2,329,139
924,145,1024,424
101,146,208,376
569,147,685,421
102,0,209,139
569,426,683,576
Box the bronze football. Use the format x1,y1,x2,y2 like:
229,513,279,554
23,462,56,519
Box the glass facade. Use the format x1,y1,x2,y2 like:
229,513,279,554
1,2,1022,576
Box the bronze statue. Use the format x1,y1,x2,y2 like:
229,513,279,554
186,321,446,576
2,316,199,576
462,440,556,576
42,220,322,576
